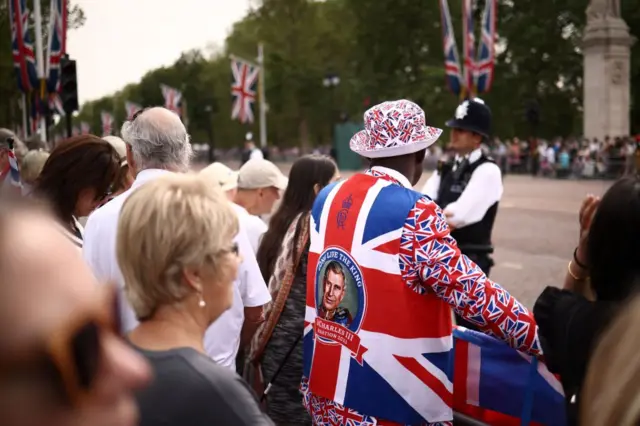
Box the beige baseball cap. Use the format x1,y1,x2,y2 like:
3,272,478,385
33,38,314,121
199,162,239,192
237,159,288,190
102,136,128,166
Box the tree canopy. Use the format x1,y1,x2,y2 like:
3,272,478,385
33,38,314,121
4,0,640,147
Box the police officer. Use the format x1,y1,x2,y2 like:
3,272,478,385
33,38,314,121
422,98,502,277
240,132,264,166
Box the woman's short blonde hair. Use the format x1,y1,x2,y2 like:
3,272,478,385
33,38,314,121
117,173,239,320
581,295,640,426
20,150,49,184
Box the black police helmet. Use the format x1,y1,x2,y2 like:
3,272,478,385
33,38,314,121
445,98,492,139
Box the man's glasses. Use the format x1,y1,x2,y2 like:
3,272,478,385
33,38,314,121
0,285,121,406
129,107,149,122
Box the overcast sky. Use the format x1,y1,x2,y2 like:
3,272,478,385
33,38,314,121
67,0,250,105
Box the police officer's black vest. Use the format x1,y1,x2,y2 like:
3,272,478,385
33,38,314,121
436,154,499,253
240,148,251,166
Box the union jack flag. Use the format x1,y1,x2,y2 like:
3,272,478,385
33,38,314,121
230,57,259,124
71,126,79,136
438,0,463,97
160,84,182,115
6,146,21,189
80,121,90,135
101,111,113,136
125,101,142,120
8,0,38,93
45,0,67,94
453,328,565,426
474,0,497,94
48,93,64,116
462,0,475,94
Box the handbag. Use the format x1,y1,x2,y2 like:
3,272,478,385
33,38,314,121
244,216,309,407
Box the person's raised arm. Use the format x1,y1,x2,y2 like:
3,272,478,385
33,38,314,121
407,196,542,356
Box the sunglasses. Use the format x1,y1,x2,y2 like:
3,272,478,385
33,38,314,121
0,285,121,406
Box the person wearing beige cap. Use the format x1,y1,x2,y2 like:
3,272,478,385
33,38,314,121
103,135,134,200
200,162,239,201
234,159,288,253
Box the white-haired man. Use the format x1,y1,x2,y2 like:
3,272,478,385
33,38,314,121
83,107,270,372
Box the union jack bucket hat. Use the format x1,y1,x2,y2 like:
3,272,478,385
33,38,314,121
350,100,443,158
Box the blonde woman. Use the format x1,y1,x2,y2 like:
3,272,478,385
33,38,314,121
117,173,273,426
20,149,49,195
581,295,640,426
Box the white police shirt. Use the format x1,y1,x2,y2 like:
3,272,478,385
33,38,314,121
422,148,503,229
82,169,271,370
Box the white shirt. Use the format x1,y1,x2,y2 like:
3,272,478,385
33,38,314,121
83,169,171,331
204,206,270,369
232,203,268,255
546,147,556,164
421,148,503,229
249,148,264,161
83,169,271,370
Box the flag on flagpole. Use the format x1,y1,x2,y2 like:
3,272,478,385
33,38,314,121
101,111,114,136
230,56,260,124
80,122,90,135
45,0,67,94
160,85,182,115
8,0,39,93
462,0,476,97
48,93,64,116
7,143,22,190
72,126,79,136
475,0,497,94
125,101,143,120
438,0,463,97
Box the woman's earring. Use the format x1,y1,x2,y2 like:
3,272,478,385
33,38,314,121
199,294,206,308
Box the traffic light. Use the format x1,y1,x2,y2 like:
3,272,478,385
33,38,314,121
60,55,78,114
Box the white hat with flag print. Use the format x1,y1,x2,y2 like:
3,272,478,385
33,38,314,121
349,99,443,158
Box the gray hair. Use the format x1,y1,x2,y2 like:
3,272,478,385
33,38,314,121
120,107,192,173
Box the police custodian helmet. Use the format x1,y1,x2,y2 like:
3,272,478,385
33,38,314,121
445,98,492,138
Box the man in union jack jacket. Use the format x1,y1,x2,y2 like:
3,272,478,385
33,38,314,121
301,99,541,426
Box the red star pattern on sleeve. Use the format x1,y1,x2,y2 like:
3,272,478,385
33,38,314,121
399,196,542,356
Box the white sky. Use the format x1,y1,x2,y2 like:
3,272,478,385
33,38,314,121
67,0,251,105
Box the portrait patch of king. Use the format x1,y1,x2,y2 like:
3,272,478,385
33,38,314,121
318,260,353,327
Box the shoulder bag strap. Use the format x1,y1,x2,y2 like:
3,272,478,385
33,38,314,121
251,214,309,364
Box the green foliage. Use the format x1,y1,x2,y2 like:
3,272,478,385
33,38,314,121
8,0,640,144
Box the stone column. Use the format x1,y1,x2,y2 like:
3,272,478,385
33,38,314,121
582,14,635,140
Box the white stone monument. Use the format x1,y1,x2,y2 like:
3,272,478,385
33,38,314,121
582,0,635,140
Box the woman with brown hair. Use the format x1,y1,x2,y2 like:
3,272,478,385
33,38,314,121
248,154,339,425
33,135,120,248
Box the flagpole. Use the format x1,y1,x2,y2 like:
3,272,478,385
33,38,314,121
20,94,28,139
257,43,267,149
33,0,47,142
